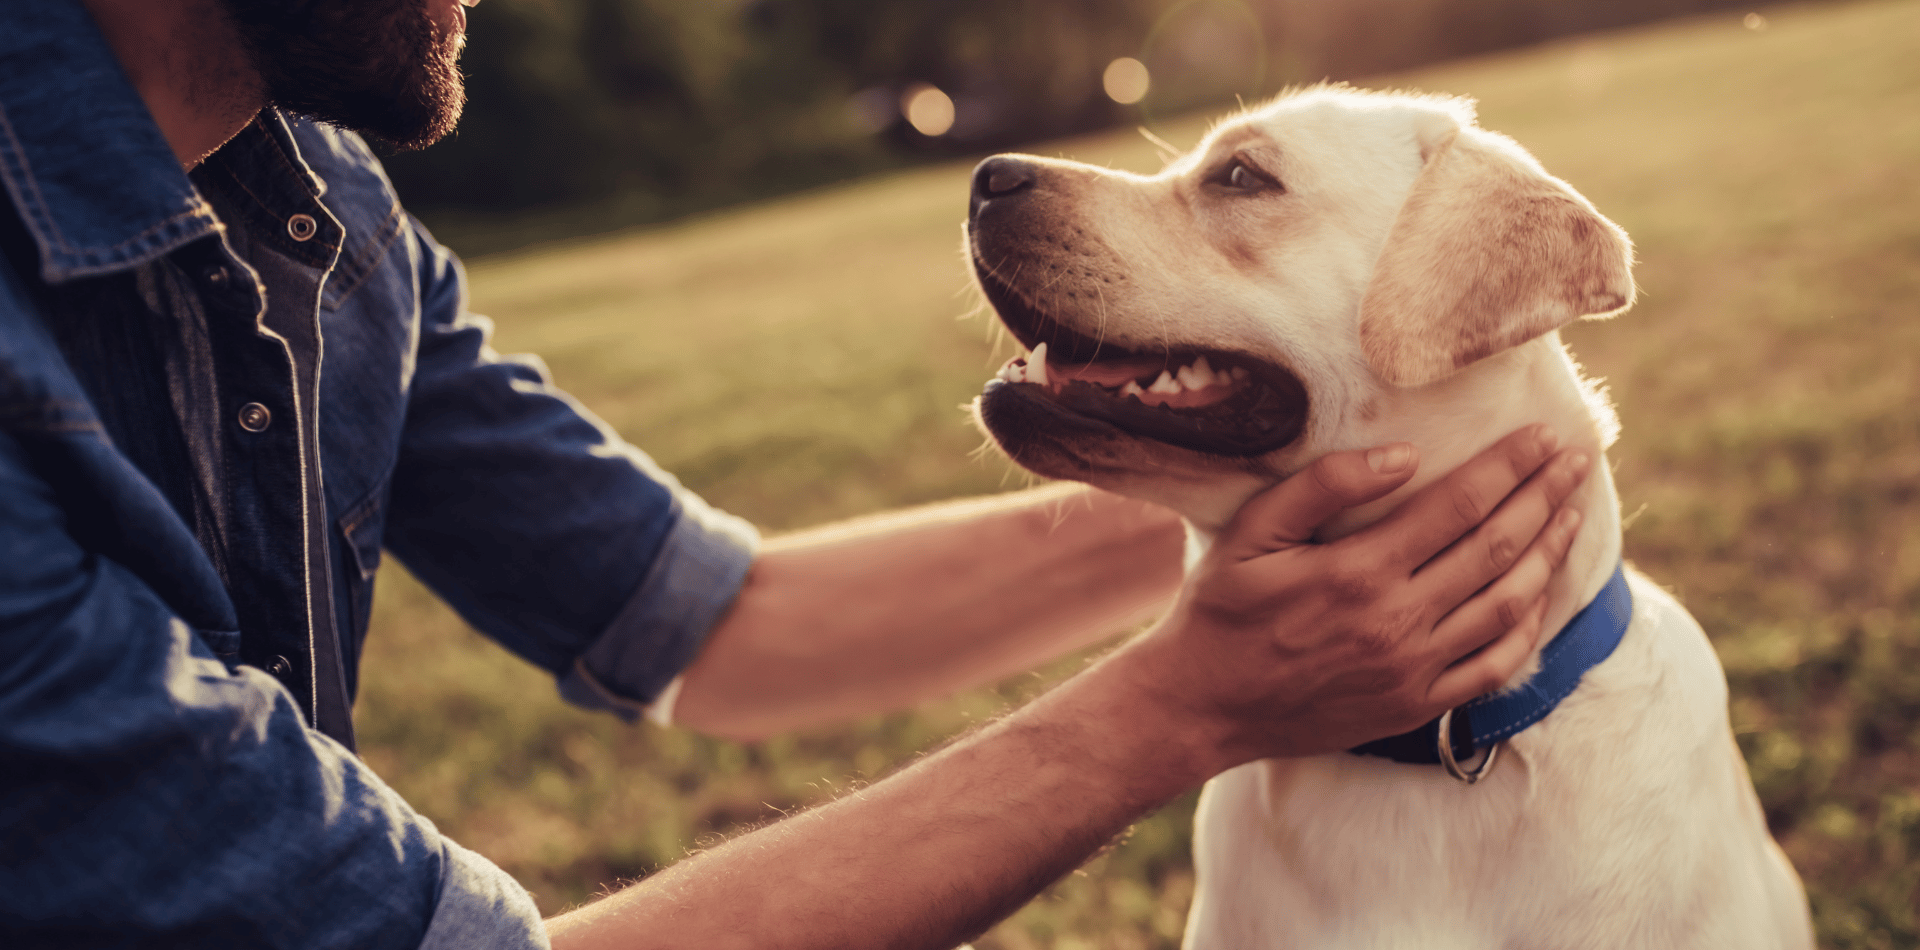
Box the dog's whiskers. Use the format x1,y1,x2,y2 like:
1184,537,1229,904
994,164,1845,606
1138,126,1183,167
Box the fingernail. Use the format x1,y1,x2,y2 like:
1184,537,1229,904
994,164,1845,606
1567,451,1591,475
1534,424,1558,456
1559,507,1584,530
1368,443,1412,473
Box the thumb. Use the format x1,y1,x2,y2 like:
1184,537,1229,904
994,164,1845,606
1217,443,1419,560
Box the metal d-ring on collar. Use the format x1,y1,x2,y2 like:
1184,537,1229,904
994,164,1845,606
1435,708,1499,783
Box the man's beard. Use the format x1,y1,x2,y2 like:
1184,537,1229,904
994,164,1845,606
219,0,466,151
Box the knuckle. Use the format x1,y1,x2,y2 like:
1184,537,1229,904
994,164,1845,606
1494,594,1528,630
1308,456,1350,496
1344,661,1405,702
1354,604,1423,657
1449,481,1490,522
1486,533,1519,572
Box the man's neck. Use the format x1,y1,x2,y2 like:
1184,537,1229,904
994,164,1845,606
81,0,265,169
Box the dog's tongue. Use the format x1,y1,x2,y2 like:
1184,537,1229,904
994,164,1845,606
1047,355,1168,388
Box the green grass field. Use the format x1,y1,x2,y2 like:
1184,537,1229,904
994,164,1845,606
358,1,1920,945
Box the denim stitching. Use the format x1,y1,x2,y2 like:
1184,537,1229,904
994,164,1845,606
0,102,222,277
206,159,337,267
247,117,342,259
323,201,404,308
0,99,74,255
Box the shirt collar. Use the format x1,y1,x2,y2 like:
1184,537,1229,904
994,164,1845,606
0,0,222,283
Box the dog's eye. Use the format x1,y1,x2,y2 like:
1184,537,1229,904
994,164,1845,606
1213,158,1278,194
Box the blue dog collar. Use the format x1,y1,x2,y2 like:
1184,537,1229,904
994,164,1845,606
1349,562,1634,767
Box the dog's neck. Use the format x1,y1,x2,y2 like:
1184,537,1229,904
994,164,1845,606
1191,333,1622,674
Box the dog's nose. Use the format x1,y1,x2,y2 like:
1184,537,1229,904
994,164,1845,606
970,156,1036,217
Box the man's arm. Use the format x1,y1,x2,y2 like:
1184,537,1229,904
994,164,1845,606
673,485,1186,740
548,427,1592,950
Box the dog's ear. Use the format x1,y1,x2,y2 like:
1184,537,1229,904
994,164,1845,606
1358,114,1635,388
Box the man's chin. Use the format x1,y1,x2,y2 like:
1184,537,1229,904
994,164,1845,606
225,0,466,151
311,78,464,152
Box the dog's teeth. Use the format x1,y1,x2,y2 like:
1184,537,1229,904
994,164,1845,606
1028,342,1050,387
1193,355,1216,381
1178,360,1214,390
1148,370,1181,394
1121,380,1145,398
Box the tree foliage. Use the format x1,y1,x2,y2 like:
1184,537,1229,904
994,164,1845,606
381,0,1794,235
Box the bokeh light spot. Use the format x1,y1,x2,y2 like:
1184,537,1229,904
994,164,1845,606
1744,12,1768,30
1103,57,1151,105
902,83,955,137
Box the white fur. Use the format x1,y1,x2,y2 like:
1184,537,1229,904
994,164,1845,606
968,86,1813,948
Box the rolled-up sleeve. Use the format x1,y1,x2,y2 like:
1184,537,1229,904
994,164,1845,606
419,838,550,950
383,222,756,721
0,431,548,949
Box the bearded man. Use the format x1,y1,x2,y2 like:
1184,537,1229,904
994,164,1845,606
0,1,1591,947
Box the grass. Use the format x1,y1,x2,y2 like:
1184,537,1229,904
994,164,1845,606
357,0,1920,944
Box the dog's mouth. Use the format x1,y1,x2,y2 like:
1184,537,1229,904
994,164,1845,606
975,267,1308,457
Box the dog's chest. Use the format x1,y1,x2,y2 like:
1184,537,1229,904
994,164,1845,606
1182,577,1788,949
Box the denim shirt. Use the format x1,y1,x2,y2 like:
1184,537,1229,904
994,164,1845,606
0,2,757,946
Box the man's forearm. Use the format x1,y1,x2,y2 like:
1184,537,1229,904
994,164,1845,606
548,641,1212,950
553,434,1589,949
674,485,1187,740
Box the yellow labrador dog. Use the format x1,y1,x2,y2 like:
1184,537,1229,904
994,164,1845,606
966,87,1813,948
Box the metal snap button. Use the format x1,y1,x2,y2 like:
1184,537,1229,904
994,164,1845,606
287,213,318,242
237,402,272,432
263,655,292,678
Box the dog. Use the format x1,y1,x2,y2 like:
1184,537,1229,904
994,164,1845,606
965,86,1813,948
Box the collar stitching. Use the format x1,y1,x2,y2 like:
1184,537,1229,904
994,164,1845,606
0,101,220,276
0,100,72,255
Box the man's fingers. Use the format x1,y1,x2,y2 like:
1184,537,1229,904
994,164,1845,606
1217,443,1418,560
1426,595,1549,709
1424,503,1582,669
1362,425,1561,571
1411,448,1592,608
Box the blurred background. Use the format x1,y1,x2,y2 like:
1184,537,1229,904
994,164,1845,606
355,1,1920,946
390,0,1781,255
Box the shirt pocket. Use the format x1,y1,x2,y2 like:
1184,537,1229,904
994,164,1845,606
336,482,388,645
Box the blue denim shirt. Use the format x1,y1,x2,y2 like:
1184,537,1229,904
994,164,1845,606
0,2,757,946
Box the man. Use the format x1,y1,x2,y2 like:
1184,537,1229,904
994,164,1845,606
0,0,1591,947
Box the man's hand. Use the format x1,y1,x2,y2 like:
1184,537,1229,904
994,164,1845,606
548,425,1592,950
1116,424,1591,770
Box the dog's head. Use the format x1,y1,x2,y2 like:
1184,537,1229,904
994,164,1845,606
968,87,1633,529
